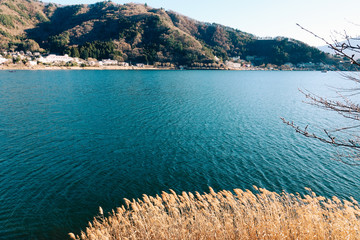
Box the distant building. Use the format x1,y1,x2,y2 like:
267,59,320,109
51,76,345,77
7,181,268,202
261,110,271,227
12,53,26,60
0,56,9,64
100,59,118,65
225,61,241,69
284,63,294,68
38,54,74,64
136,63,144,68
28,61,38,67
88,60,97,66
118,62,129,67
297,62,315,68
72,58,83,65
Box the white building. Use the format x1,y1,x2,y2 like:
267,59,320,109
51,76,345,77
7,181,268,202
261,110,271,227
28,61,38,67
118,62,129,67
72,58,84,65
38,54,74,64
12,53,26,60
100,59,118,65
297,62,315,68
225,61,241,69
88,60,97,66
0,56,9,64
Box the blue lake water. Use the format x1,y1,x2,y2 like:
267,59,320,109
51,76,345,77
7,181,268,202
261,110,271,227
0,70,359,239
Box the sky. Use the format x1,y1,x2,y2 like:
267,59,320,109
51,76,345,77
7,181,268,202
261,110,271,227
47,0,360,47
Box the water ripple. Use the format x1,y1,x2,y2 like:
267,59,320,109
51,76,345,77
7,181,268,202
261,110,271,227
0,70,359,239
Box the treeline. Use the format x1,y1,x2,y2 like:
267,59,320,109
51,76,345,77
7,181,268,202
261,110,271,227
247,38,330,65
64,41,120,60
44,35,333,66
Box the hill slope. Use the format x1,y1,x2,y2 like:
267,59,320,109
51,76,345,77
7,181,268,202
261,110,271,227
0,0,335,66
0,0,58,50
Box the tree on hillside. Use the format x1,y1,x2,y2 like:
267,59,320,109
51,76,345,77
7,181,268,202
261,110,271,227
282,24,360,165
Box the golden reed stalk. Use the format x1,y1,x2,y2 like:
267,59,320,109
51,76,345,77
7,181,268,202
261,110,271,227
70,186,360,240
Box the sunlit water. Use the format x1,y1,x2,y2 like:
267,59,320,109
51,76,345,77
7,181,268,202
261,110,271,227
0,70,359,239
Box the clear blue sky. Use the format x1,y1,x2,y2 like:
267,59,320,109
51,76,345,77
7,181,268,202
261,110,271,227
47,0,360,46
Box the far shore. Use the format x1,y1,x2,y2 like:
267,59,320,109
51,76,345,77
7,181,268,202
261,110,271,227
0,64,316,71
0,65,176,71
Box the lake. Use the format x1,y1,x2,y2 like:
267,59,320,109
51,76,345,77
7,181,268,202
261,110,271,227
0,70,359,239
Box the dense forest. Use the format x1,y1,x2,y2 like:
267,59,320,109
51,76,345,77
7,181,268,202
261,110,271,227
0,0,336,65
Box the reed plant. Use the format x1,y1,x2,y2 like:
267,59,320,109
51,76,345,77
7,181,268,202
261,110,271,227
69,187,360,240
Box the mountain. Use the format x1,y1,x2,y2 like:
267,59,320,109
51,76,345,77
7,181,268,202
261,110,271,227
0,0,336,66
0,0,58,51
318,38,360,61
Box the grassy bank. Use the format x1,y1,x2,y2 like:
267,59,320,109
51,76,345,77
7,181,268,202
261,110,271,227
70,187,360,240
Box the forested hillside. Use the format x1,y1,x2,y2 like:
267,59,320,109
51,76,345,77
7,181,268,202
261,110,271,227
0,0,336,65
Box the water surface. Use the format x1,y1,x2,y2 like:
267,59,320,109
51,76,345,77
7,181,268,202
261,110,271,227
0,70,359,239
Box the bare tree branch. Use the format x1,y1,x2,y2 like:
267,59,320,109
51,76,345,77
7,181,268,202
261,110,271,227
281,118,360,149
296,24,360,67
282,24,360,164
299,89,360,121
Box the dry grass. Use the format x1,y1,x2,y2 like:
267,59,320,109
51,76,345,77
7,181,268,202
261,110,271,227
69,187,360,240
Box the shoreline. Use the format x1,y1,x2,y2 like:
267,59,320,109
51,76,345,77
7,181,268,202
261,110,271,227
0,65,323,71
0,65,176,71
